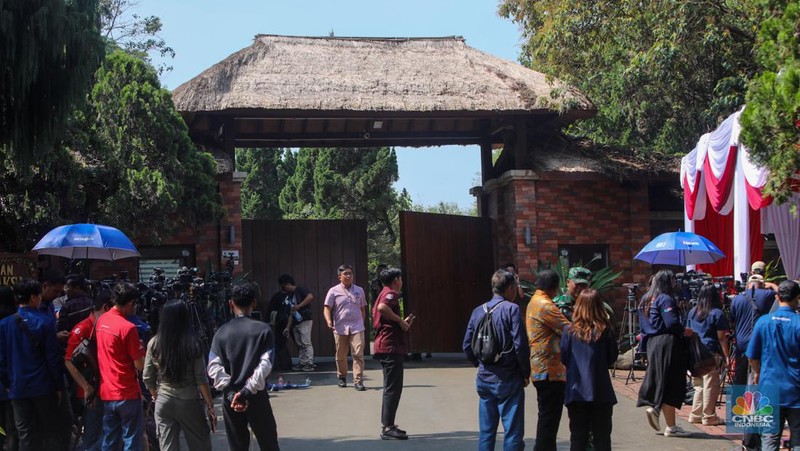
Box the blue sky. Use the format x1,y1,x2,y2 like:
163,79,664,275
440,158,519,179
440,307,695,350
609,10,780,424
138,0,524,209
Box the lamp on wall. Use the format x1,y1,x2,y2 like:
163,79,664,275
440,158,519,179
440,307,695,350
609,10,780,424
228,225,235,244
523,226,532,246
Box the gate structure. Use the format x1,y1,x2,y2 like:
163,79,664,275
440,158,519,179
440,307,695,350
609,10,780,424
400,211,494,353
242,219,368,356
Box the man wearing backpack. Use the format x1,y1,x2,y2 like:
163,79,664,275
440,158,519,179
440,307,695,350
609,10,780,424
463,269,530,451
730,273,776,451
65,287,113,451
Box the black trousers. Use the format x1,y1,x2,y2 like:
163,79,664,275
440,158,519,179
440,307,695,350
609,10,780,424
222,390,280,451
0,400,18,451
378,353,404,427
566,402,613,451
11,393,70,451
734,355,761,450
533,381,565,451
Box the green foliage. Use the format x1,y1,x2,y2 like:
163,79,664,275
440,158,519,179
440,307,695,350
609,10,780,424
740,1,799,204
0,0,105,165
238,148,295,219
498,0,761,154
410,201,477,217
521,257,622,298
99,0,175,73
73,49,222,242
279,147,409,267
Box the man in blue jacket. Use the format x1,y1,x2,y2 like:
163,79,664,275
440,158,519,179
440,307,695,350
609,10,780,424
463,269,531,451
0,279,70,450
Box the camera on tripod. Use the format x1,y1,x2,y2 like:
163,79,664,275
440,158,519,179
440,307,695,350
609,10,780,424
675,270,711,302
172,266,199,293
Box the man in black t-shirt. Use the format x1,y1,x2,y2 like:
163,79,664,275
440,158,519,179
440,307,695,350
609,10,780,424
273,275,315,372
208,282,278,451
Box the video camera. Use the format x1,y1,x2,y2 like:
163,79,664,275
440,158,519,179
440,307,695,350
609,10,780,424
675,270,711,302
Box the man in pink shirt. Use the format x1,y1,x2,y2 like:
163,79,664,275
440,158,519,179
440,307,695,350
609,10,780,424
324,264,367,391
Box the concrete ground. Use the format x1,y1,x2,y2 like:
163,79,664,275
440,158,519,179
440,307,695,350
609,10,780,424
203,354,741,450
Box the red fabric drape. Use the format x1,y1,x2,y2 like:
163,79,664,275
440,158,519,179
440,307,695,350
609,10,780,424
683,174,701,220
703,146,737,213
745,182,772,210
695,195,733,277
749,206,763,266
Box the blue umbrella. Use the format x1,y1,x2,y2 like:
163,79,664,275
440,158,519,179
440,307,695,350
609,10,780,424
634,231,725,266
32,223,140,261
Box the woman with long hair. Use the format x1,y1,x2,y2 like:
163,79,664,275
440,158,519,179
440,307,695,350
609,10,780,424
687,284,730,425
636,269,692,437
560,289,618,450
143,300,215,451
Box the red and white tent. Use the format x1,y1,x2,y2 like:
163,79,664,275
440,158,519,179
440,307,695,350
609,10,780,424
681,107,800,279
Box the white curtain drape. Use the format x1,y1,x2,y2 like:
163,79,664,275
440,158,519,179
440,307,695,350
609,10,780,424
761,194,800,279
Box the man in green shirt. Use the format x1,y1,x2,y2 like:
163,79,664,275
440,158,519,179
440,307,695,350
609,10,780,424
553,267,591,321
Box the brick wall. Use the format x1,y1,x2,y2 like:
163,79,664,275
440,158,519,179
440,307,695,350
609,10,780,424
486,171,656,316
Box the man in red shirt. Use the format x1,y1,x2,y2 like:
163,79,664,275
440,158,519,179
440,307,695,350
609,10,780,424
96,282,145,450
372,267,415,440
65,288,112,451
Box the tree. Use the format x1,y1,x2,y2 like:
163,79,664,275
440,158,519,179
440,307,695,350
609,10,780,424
0,0,104,165
411,201,477,217
279,147,409,266
237,148,295,219
99,0,175,73
498,0,762,155
71,49,221,242
740,1,800,204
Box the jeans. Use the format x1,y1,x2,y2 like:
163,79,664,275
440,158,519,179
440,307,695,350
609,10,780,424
292,320,314,366
80,399,104,451
566,402,612,451
762,407,800,451
222,390,279,451
378,353,404,427
476,377,525,451
533,381,565,451
102,399,144,451
12,393,70,451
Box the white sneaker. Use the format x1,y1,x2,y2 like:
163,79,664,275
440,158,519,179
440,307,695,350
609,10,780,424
646,407,660,431
663,425,691,437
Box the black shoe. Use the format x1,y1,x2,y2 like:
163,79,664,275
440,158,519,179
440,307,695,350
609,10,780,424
381,426,408,440
337,378,346,388
354,381,365,391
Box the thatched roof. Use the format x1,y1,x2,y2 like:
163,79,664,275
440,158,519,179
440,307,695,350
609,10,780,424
172,35,594,122
526,133,681,177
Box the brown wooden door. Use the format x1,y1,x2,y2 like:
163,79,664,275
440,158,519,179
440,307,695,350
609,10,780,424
242,219,369,356
400,211,494,353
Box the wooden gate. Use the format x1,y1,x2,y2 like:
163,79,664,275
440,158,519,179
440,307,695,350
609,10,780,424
242,219,368,356
400,211,494,353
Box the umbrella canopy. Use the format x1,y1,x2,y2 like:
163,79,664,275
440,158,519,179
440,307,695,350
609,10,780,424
634,231,725,266
32,224,140,261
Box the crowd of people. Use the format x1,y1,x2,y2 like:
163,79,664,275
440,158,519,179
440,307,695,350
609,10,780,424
1,258,798,450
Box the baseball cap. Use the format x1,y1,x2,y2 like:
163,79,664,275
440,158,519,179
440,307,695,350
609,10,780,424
751,261,766,274
568,267,591,285
748,274,764,284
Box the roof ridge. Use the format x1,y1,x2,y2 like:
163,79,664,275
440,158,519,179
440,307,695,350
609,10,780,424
254,34,465,42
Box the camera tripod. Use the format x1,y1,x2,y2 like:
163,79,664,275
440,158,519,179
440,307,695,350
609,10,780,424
613,283,645,384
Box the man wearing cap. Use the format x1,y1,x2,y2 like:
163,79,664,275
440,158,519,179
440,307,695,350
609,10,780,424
553,267,591,321
729,272,777,450
750,261,780,292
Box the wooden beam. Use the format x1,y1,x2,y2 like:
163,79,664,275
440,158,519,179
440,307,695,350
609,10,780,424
480,140,493,183
514,116,527,169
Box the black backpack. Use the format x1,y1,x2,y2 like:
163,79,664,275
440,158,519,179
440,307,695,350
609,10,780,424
471,301,511,365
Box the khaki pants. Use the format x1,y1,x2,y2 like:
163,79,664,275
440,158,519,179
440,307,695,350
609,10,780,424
292,319,314,366
334,331,365,383
690,356,722,423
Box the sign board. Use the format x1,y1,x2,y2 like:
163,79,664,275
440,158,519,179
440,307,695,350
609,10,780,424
0,253,37,287
222,250,240,266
